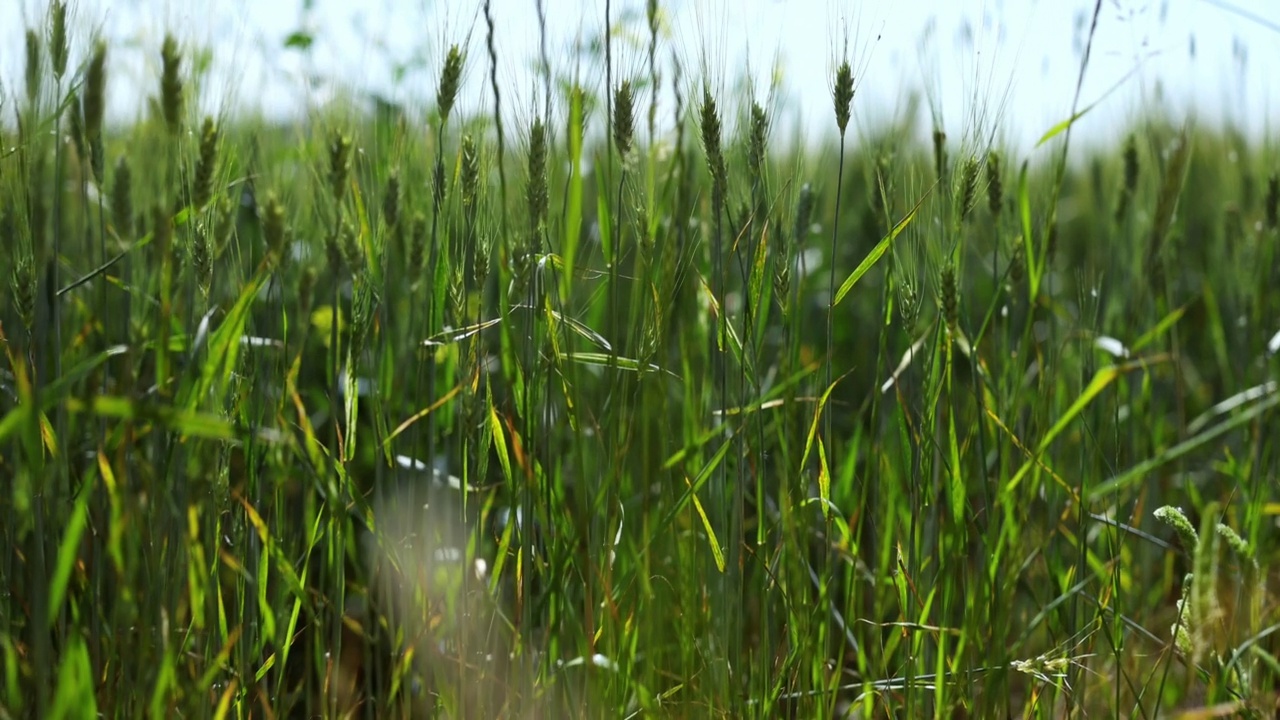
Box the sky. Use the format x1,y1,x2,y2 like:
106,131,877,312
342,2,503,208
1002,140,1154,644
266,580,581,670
0,0,1276,156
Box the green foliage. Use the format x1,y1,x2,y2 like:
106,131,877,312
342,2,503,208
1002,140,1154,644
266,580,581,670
2,3,1279,718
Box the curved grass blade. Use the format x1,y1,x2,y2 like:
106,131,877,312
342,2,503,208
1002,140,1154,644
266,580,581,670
833,187,932,307
557,351,677,378
1005,357,1163,494
687,475,725,573
46,475,92,628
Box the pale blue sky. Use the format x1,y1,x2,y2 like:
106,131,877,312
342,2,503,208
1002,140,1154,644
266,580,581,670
2,0,1276,155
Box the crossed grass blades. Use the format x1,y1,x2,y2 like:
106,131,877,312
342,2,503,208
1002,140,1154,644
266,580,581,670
2,0,1280,717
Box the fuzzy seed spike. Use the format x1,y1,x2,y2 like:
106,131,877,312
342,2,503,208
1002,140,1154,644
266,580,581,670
748,102,767,182
437,44,464,125
160,34,184,134
461,136,481,219
262,193,287,266
959,156,979,222
193,117,219,211
48,1,68,82
939,262,958,331
613,80,636,157
25,30,42,106
833,60,854,136
329,130,353,205
986,151,1003,217
111,156,133,243
526,117,549,248
85,41,108,181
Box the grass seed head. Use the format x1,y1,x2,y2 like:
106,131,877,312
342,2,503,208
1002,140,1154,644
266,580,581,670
437,44,464,125
986,151,1003,217
409,212,427,272
85,41,107,181
898,277,920,330
699,86,725,206
25,30,41,106
383,169,402,258
193,117,219,210
1154,506,1199,552
959,155,979,221
932,129,948,181
1115,134,1139,222
773,260,791,317
298,265,317,321
49,1,68,82
473,230,491,290
794,182,814,244
262,192,287,264
11,251,36,333
340,219,361,271
111,155,133,243
777,184,809,317
160,34,184,134
748,102,768,183
449,267,465,324
938,262,958,331
193,223,213,298
1122,134,1139,193
461,135,480,221
329,130,353,204
351,270,380,351
85,41,107,141
613,80,636,157
1216,523,1254,566
833,61,853,135
67,90,86,162
525,116,548,246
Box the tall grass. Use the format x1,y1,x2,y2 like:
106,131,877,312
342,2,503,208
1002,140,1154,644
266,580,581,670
2,2,1280,718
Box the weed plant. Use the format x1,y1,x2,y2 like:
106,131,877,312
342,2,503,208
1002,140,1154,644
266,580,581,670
2,1,1280,718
